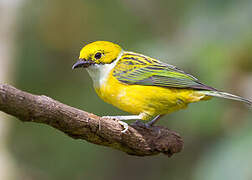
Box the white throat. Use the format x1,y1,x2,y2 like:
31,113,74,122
86,50,123,88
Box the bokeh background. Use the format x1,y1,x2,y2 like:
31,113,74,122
0,0,252,179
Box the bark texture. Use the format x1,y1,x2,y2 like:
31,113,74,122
0,83,183,157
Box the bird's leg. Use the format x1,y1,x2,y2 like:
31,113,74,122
146,114,163,127
102,115,142,133
102,114,163,132
102,115,142,120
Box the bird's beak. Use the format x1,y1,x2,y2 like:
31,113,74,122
72,59,94,69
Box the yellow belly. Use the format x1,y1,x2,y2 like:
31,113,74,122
95,72,210,120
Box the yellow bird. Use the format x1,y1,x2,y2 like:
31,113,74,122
72,41,251,132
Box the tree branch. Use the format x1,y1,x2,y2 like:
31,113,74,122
0,83,183,157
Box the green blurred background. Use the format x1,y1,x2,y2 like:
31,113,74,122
1,0,252,179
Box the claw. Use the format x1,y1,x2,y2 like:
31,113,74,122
118,121,129,133
102,116,129,133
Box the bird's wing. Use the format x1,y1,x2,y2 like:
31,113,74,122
113,52,216,91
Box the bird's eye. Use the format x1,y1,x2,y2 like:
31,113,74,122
94,52,102,59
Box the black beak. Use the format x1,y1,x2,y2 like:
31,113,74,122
72,59,94,69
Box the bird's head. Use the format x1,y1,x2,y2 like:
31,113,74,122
72,41,122,69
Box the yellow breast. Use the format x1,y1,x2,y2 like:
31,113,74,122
94,70,209,120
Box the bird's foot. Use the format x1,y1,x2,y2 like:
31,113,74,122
132,120,161,137
132,120,152,129
118,121,128,133
102,116,129,133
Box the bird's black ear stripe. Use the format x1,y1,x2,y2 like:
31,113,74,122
110,58,117,63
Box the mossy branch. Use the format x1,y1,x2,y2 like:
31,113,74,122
0,83,183,157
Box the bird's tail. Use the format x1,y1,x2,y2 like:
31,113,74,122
201,90,252,106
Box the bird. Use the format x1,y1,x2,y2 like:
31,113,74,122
72,41,252,133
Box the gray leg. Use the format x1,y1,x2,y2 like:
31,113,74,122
102,115,142,121
146,115,163,127
102,114,143,133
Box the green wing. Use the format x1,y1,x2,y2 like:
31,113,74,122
113,52,216,91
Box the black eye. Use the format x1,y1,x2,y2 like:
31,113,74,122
94,52,102,59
